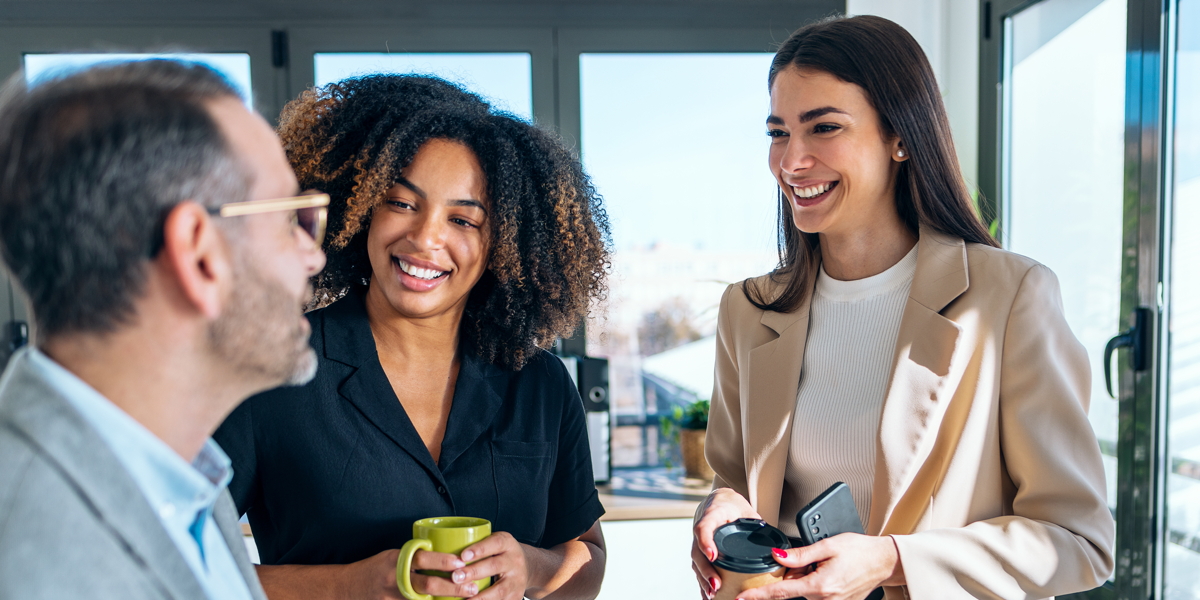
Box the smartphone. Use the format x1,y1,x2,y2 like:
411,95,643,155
794,482,863,546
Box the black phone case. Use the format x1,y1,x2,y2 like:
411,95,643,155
794,482,864,546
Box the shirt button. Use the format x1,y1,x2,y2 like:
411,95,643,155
437,486,447,495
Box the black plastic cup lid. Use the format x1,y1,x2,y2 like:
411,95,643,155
712,518,791,574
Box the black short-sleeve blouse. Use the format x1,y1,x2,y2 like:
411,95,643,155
214,288,605,566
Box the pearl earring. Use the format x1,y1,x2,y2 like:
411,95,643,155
897,149,906,158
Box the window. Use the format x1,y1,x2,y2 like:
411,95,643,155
313,52,533,120
23,53,254,104
579,52,776,466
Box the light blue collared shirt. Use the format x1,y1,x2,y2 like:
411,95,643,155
27,348,254,600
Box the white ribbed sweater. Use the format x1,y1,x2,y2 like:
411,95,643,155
778,246,917,537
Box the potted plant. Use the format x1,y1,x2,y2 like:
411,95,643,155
662,399,713,480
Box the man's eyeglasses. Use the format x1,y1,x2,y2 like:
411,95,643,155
210,191,329,246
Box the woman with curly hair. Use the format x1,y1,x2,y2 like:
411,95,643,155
214,74,611,600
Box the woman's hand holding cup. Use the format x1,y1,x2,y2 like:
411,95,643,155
691,488,762,599
397,517,495,600
403,531,532,600
408,548,478,598
444,531,530,600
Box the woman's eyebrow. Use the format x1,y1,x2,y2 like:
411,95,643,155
766,107,850,126
449,199,488,213
395,175,487,213
394,176,426,199
799,106,849,123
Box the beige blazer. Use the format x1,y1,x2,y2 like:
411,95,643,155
705,227,1115,599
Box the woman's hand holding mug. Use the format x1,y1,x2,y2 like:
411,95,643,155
407,548,479,598
441,531,529,600
397,517,496,600
691,488,762,599
318,540,489,600
401,532,530,600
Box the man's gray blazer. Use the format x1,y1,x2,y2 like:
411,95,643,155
0,349,268,600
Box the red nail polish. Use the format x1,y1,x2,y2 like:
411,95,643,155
771,547,787,559
709,577,719,590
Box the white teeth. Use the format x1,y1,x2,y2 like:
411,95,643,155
397,260,447,281
793,182,834,199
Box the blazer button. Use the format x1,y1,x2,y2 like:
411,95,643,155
437,486,447,495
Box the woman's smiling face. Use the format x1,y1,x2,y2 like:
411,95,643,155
767,66,905,237
366,138,490,321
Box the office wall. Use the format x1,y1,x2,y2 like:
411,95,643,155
847,0,981,190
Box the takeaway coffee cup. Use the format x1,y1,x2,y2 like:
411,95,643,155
396,517,492,600
711,518,791,600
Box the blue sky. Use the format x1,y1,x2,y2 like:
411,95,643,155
24,53,254,104
314,53,533,120
581,53,778,253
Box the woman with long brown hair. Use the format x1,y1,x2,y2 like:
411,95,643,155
690,15,1114,600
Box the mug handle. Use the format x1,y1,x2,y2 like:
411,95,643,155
396,538,433,600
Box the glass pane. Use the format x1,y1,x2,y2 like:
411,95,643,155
23,53,253,104
579,53,776,467
314,53,532,121
1004,0,1125,532
1166,0,1200,596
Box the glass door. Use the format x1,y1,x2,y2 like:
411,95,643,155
985,0,1200,597
999,4,1127,596
1164,1,1200,597
1002,0,1127,527
984,0,1159,597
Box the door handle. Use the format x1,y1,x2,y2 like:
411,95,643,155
1104,307,1151,398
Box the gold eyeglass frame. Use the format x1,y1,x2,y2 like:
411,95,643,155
211,191,330,246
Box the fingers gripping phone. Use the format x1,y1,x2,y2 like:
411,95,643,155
794,482,864,546
794,483,884,600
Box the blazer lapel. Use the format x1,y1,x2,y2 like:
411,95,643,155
214,491,268,600
869,228,969,536
745,277,813,527
1,351,208,600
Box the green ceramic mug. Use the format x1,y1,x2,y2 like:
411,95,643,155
396,516,493,600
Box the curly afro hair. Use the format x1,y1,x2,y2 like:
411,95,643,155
277,74,611,370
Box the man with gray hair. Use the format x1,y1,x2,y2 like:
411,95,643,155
0,60,326,598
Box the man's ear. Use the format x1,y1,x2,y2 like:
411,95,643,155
157,201,233,320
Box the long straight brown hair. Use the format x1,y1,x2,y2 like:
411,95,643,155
744,15,998,313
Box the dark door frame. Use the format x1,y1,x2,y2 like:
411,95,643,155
978,0,1176,597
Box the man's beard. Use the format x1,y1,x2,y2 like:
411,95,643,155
208,255,318,390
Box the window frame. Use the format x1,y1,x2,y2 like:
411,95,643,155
0,26,279,115
286,26,554,126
